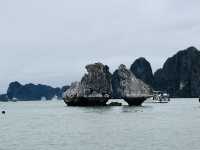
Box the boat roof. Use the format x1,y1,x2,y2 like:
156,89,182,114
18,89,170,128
153,91,168,94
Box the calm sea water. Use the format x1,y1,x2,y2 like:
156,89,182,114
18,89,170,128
1,99,200,150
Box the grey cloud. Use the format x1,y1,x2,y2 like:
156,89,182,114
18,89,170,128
0,0,200,93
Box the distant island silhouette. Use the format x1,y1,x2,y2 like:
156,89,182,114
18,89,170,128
0,82,69,101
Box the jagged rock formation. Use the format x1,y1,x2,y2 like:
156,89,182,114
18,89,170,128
6,81,67,100
154,47,200,97
130,57,154,87
64,63,112,106
64,63,153,106
112,64,152,106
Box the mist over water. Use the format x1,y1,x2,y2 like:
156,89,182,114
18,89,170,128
1,99,200,150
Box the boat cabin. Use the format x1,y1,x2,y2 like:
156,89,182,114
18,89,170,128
153,91,170,103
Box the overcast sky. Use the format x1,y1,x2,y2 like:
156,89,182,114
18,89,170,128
0,0,200,93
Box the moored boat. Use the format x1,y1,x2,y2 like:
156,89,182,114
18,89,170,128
152,91,170,103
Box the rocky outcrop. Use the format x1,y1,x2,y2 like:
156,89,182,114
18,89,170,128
130,57,154,87
64,63,152,106
154,47,200,98
64,63,112,106
6,81,67,100
112,64,152,106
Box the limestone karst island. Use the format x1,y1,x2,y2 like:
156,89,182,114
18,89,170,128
63,63,152,106
1,46,200,106
63,46,200,106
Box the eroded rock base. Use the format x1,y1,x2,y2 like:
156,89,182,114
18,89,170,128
124,97,147,106
64,97,109,106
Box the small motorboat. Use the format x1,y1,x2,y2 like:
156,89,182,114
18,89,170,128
152,91,170,103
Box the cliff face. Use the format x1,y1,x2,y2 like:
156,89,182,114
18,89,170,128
112,64,152,98
80,63,112,97
154,47,200,97
6,81,67,100
130,57,154,87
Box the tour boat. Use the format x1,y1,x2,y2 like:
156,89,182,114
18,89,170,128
152,91,170,103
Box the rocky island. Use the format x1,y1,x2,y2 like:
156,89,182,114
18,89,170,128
112,64,152,106
0,82,69,101
126,46,200,98
63,63,112,106
63,46,200,106
63,63,152,106
154,46,200,97
1,46,200,103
